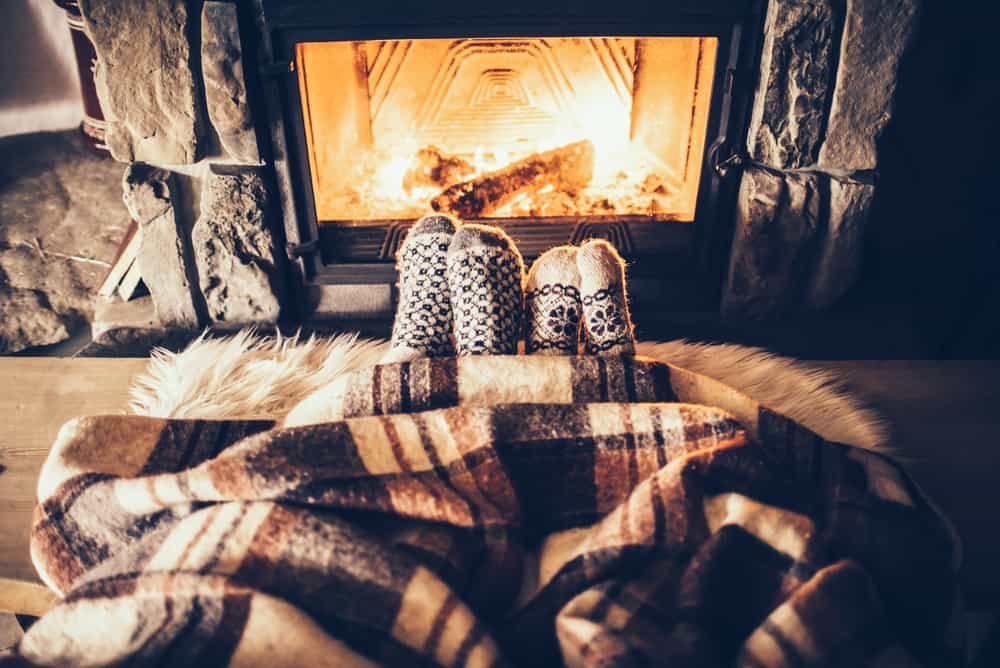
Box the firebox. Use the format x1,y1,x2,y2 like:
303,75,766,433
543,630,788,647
258,2,764,322
297,37,716,223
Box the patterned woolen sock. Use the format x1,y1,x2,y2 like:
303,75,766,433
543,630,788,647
384,214,460,363
446,224,524,355
578,238,635,355
525,245,582,354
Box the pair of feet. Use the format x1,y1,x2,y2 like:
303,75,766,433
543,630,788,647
383,214,635,363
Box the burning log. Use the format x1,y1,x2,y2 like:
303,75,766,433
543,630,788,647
431,140,595,218
402,146,475,192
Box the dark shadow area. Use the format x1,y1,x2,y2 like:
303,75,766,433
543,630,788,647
641,0,1000,360
842,0,1000,358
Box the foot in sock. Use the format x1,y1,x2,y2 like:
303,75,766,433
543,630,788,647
525,245,582,354
577,239,635,356
446,224,524,355
383,214,460,363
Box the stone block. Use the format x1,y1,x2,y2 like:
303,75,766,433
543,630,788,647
122,164,201,328
90,295,200,355
0,288,71,354
748,0,839,169
202,2,261,163
122,163,172,224
722,166,823,318
92,294,158,342
192,169,283,326
805,177,875,308
818,0,919,170
79,0,204,164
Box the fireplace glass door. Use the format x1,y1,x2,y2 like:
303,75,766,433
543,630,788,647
295,37,717,226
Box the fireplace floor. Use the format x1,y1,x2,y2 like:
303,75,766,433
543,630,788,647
0,130,131,354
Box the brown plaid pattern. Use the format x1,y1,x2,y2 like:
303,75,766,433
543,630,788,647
311,354,674,420
7,355,961,667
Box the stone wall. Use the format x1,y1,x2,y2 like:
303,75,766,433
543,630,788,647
79,0,919,328
722,0,919,318
79,0,284,332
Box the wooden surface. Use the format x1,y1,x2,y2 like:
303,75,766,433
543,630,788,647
0,358,148,583
0,358,999,608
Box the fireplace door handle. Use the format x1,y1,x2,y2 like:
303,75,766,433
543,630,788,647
707,138,745,179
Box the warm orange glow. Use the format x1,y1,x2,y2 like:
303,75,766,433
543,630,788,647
296,37,717,222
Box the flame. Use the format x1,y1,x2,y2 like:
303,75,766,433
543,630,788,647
298,36,718,222
315,138,686,221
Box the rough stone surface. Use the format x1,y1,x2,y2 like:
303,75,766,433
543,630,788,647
0,131,131,353
92,295,159,341
88,294,199,356
123,164,202,328
79,0,204,164
202,2,260,163
0,288,71,354
192,170,282,326
86,296,251,355
122,163,172,224
722,166,823,318
805,177,875,308
818,0,920,170
748,0,839,169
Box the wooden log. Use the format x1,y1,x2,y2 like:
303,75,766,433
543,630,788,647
402,146,475,192
431,140,595,218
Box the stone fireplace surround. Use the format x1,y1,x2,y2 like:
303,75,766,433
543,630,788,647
76,0,917,333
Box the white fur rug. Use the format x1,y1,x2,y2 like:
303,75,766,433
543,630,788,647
128,330,889,452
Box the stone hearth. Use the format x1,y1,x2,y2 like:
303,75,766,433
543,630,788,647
0,130,130,353
65,0,918,333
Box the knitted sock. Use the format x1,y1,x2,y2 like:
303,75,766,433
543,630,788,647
384,214,460,363
446,224,524,355
578,239,635,355
525,245,582,354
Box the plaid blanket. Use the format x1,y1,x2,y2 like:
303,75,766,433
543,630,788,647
6,355,960,667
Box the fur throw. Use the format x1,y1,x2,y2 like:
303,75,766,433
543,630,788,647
129,329,388,420
129,330,888,452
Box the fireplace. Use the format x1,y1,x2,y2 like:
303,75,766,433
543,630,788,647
260,2,765,321
76,0,917,335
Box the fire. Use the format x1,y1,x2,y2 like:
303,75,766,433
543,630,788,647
315,139,685,221
297,36,717,223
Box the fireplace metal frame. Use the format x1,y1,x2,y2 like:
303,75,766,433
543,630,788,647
253,0,765,324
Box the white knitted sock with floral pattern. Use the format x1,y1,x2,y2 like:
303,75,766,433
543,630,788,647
578,239,635,356
446,224,524,355
525,245,582,354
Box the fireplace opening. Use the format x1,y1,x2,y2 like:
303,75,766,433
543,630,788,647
295,37,717,224
261,4,762,321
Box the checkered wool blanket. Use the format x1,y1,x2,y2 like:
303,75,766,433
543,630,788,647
7,355,960,667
